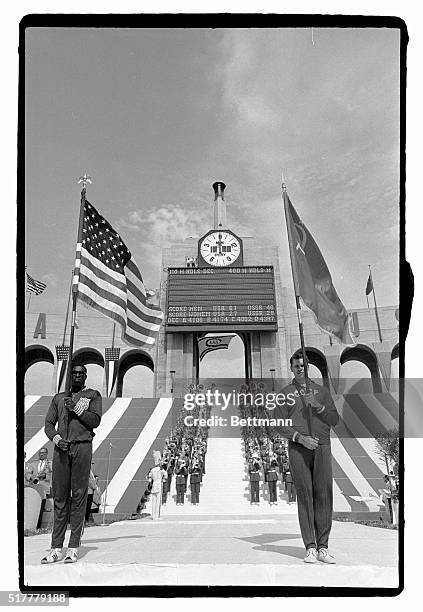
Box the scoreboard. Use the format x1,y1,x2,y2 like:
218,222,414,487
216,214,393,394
166,266,278,331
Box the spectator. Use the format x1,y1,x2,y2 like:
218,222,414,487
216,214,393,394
379,474,397,523
91,475,102,515
85,462,99,524
30,448,52,529
30,447,52,495
24,451,35,484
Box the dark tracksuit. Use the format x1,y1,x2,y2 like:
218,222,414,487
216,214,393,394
45,388,102,549
285,470,296,502
274,379,338,550
265,461,279,502
190,469,202,504
248,464,261,503
175,467,188,504
162,463,174,504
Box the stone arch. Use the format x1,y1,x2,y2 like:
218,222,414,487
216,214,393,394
391,343,399,361
72,347,105,369
115,349,154,397
25,344,54,373
304,346,330,389
340,344,382,393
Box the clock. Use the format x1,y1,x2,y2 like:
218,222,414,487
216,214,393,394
198,230,243,267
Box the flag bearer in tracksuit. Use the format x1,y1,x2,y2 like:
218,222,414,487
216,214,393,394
275,351,339,565
41,365,102,564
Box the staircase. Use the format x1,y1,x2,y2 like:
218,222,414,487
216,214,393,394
25,395,391,516
162,405,296,516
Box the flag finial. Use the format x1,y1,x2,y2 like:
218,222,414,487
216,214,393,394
78,172,92,191
281,174,287,192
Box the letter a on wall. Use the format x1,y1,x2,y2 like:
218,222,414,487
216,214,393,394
33,313,47,339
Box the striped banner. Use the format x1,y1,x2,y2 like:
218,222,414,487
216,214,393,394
105,348,120,397
55,345,69,393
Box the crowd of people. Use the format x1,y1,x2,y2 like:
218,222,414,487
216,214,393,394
239,382,297,505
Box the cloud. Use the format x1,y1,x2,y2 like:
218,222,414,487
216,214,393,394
118,205,210,246
217,30,282,132
41,273,59,287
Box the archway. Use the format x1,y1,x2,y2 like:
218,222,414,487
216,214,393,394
25,345,54,373
197,332,247,392
115,349,154,397
340,344,382,393
25,345,55,394
304,347,329,388
72,347,105,392
72,347,105,368
391,343,399,361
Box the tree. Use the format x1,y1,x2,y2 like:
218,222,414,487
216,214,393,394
375,428,399,478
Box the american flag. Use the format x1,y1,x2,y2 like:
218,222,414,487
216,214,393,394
26,272,47,295
75,200,163,347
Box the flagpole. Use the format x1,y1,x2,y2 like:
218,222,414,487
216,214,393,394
27,292,31,311
281,178,313,436
369,265,383,343
62,272,73,345
64,173,91,396
111,322,116,349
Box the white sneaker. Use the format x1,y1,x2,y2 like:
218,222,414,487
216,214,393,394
304,547,318,564
64,547,78,563
317,548,336,564
41,548,63,564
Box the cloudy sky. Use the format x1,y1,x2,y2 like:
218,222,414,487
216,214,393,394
25,24,401,393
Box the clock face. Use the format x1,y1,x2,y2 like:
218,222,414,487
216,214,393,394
199,231,241,267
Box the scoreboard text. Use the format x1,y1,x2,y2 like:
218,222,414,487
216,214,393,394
166,266,277,331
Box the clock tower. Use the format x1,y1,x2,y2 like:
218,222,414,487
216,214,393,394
212,180,227,229
198,181,243,267
198,230,243,267
154,181,290,396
